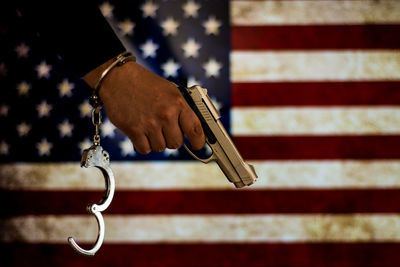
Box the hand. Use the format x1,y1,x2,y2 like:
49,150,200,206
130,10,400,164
83,58,206,154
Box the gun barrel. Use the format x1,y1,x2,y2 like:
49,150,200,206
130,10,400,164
210,119,257,188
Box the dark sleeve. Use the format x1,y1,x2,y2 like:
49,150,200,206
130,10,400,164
19,1,126,77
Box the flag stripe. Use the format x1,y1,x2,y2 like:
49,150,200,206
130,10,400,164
6,0,400,266
232,25,400,50
231,0,400,26
232,107,400,135
2,160,400,190
231,51,400,82
4,189,400,215
2,243,400,267
232,82,400,106
234,136,400,160
3,215,400,243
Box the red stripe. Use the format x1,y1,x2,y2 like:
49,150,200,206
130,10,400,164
2,243,400,267
233,136,400,160
3,189,400,215
232,25,400,50
232,82,400,106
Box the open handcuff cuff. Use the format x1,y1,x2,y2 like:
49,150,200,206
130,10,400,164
68,51,135,256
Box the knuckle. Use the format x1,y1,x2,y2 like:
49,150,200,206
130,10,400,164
167,139,183,149
158,109,175,122
189,121,203,137
129,126,142,137
174,95,186,109
127,130,150,155
145,118,158,130
131,139,150,155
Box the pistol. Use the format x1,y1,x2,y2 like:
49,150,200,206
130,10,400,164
178,85,257,188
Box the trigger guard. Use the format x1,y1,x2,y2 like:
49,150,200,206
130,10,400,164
183,144,215,163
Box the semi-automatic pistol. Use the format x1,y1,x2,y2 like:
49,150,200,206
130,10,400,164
179,85,257,188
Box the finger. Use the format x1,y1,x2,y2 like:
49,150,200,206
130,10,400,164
179,107,206,150
162,122,183,149
146,130,166,152
129,132,151,154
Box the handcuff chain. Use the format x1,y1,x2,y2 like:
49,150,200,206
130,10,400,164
70,51,135,256
91,107,102,145
89,51,136,146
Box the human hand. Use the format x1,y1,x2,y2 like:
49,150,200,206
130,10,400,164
83,58,206,154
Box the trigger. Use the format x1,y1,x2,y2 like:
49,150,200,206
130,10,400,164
183,144,215,164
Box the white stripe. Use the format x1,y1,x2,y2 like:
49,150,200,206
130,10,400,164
231,51,400,82
1,160,400,189
232,107,400,135
231,0,400,25
2,214,400,243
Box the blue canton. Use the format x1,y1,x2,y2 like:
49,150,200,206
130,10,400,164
0,0,230,162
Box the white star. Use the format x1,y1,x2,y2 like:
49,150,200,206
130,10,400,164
36,100,52,118
0,104,9,116
79,100,92,118
58,78,74,97
164,148,179,157
17,122,31,137
99,2,114,18
141,1,158,18
36,138,53,156
203,16,221,35
210,96,222,113
35,61,52,79
79,138,92,152
161,17,179,36
58,119,74,138
101,119,116,138
182,38,201,58
203,58,222,78
182,0,201,18
0,141,9,155
16,81,31,96
140,39,159,58
187,76,201,87
119,18,135,35
15,43,30,58
119,138,135,157
161,59,180,78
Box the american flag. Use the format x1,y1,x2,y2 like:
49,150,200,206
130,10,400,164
1,0,400,266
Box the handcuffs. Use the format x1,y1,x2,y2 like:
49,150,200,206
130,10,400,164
68,51,135,256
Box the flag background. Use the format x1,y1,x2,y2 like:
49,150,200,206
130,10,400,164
1,0,400,266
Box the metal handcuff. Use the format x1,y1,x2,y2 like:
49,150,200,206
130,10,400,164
68,51,135,256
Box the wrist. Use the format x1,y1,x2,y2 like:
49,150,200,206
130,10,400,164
83,51,136,89
83,51,136,108
83,57,115,89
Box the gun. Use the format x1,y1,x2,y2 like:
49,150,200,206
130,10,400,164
178,85,257,188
